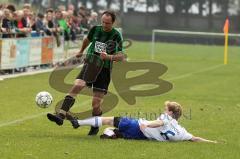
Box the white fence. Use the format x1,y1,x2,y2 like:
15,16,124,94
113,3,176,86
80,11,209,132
0,35,85,70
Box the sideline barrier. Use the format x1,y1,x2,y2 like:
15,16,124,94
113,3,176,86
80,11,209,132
0,35,85,70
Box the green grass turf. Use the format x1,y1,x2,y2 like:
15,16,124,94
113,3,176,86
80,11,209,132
0,41,240,159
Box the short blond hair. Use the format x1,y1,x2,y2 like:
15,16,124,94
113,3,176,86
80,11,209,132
165,101,182,120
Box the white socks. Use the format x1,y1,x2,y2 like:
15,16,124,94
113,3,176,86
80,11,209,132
77,117,102,127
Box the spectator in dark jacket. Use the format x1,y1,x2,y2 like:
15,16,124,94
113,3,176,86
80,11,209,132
31,13,46,36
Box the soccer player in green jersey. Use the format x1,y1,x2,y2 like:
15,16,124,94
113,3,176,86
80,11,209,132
47,10,125,135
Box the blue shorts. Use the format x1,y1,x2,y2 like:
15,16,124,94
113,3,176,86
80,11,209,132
118,117,147,140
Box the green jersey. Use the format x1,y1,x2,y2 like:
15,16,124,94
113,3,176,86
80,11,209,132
58,19,70,33
86,25,123,69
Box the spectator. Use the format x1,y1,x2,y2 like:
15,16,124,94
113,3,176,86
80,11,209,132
44,9,57,36
13,10,31,38
0,4,94,40
0,4,4,10
23,3,31,9
68,9,74,16
68,4,77,16
1,9,14,38
79,6,87,17
30,12,41,37
79,13,89,29
29,12,36,28
44,9,61,46
68,13,78,41
32,13,46,36
56,10,70,41
6,4,16,13
0,10,4,23
23,4,32,27
58,5,66,12
88,11,98,28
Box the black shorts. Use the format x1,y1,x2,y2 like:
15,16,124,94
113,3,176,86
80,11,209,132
76,63,111,94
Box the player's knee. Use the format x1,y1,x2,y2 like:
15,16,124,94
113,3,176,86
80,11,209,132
74,80,86,91
69,80,86,96
74,79,86,87
105,119,114,126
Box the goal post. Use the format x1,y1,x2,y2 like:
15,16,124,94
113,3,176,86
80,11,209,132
151,29,240,63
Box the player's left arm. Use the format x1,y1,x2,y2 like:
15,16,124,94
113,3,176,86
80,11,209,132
100,52,125,62
100,31,126,61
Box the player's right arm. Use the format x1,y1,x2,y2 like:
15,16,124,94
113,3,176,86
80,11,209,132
140,120,164,129
190,136,217,143
76,37,90,57
76,26,97,58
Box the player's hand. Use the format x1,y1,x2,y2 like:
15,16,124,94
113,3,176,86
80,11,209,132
76,52,83,58
140,124,147,130
100,52,108,60
212,140,218,144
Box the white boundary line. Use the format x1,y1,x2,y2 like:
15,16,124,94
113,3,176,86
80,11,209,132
0,64,84,80
167,64,223,81
0,100,92,128
0,112,49,127
0,64,223,128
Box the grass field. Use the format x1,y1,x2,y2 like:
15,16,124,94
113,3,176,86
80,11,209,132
0,41,240,159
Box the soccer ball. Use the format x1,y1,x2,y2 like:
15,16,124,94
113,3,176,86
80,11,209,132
35,91,53,108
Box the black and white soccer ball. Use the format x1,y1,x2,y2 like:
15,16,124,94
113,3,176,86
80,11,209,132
35,91,53,108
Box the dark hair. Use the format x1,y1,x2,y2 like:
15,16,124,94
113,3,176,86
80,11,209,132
102,10,116,23
46,8,54,13
7,4,16,12
79,6,86,10
37,13,44,19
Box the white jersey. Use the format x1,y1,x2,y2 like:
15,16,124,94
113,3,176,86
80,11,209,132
138,114,193,141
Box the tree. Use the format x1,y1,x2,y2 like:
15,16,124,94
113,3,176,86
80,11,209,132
82,0,87,6
208,0,213,30
222,0,229,16
91,0,98,11
199,0,204,16
158,0,166,14
213,0,229,16
106,0,113,9
50,0,55,8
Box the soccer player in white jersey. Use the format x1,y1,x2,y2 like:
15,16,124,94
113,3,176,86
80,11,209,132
70,101,217,143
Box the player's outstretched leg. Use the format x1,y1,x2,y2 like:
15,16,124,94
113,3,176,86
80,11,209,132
47,95,75,125
47,79,85,125
70,116,114,129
